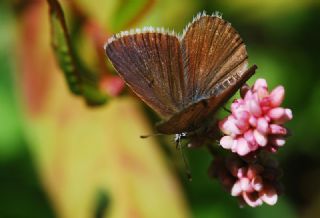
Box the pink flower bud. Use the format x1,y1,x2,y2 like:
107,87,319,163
253,79,268,91
252,176,263,191
269,86,285,107
269,136,286,147
220,136,234,149
259,185,278,205
268,146,279,153
285,108,293,119
275,108,293,124
268,107,285,120
244,89,253,101
257,117,269,134
219,117,241,135
236,138,251,156
269,124,287,135
234,115,250,132
249,99,262,117
260,97,271,113
254,130,268,147
244,130,258,150
249,115,257,127
231,99,244,113
237,167,247,178
231,181,242,196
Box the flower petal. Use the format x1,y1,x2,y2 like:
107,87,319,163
252,176,263,191
242,192,263,207
240,178,252,192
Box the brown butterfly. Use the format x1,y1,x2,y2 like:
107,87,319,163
104,12,256,137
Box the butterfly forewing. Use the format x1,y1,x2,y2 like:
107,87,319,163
181,14,248,102
105,31,185,118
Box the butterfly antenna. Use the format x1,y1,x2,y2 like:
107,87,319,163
140,133,164,139
176,136,192,181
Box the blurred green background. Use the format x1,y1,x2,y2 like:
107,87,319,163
1,0,320,217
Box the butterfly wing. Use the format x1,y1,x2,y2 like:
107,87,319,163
157,13,253,134
105,13,254,134
105,29,185,118
156,65,257,134
181,13,248,103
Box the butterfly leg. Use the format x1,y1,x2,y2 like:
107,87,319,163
174,133,192,181
223,106,231,113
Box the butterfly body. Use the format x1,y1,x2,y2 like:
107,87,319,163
105,12,256,135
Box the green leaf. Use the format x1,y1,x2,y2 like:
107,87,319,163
111,0,153,31
47,0,107,105
94,189,110,218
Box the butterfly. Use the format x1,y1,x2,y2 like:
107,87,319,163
104,11,256,138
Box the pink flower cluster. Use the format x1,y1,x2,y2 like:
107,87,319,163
219,79,292,156
211,155,282,207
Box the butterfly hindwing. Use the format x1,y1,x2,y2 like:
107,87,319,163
156,65,256,134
